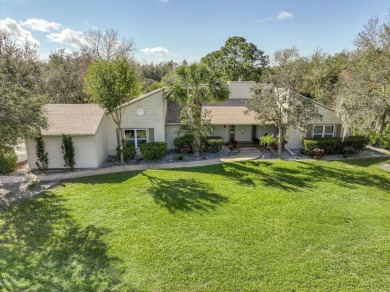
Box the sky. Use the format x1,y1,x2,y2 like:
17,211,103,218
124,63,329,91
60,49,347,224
0,0,389,63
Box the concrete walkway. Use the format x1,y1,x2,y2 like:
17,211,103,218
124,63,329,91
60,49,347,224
0,148,263,184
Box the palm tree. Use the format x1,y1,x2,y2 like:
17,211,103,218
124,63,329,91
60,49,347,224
164,63,229,154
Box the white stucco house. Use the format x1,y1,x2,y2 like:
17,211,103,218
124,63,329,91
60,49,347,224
26,81,344,169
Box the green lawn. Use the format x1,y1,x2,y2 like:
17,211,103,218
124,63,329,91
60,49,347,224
1,158,390,291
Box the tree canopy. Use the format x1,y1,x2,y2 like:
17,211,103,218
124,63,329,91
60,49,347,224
164,63,229,153
200,36,269,82
0,32,47,146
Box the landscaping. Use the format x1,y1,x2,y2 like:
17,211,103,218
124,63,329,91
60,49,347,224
1,158,390,290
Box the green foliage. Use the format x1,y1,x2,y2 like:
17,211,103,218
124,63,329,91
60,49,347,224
369,130,390,150
200,36,269,81
140,142,167,160
173,135,194,153
0,32,47,145
0,145,17,174
116,141,136,163
84,57,141,163
140,60,177,82
342,135,368,152
61,134,75,170
259,134,278,148
164,63,229,154
303,136,367,155
336,15,390,135
303,138,343,155
204,136,224,152
35,135,49,171
43,49,90,103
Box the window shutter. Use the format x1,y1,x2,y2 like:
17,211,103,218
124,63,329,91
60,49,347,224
148,128,155,142
306,124,313,138
335,124,342,137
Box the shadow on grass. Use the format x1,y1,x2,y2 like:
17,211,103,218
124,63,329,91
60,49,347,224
142,173,228,213
0,192,124,291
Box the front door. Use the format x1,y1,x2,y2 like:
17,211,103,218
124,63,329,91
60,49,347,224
229,125,235,141
252,125,257,140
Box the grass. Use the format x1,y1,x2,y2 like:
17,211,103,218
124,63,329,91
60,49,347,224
1,158,390,291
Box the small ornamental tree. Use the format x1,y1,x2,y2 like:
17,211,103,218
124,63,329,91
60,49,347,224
35,134,49,171
84,58,140,163
61,134,75,170
246,48,322,159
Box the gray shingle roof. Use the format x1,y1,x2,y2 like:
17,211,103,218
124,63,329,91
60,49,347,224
41,104,105,136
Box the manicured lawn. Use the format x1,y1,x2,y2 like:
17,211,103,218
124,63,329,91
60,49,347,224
1,158,390,291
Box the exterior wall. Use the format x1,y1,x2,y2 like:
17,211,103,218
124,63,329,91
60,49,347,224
27,135,98,169
165,124,180,149
235,125,252,141
228,81,256,99
107,91,166,155
257,125,279,138
286,104,344,149
212,125,229,141
94,115,109,166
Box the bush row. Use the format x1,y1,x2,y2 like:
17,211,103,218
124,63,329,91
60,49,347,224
0,146,17,174
140,142,167,160
173,135,225,153
302,136,368,155
116,140,136,162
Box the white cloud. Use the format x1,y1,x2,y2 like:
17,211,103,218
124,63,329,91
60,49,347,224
82,20,98,30
141,46,170,56
46,28,84,48
277,11,294,20
0,17,39,44
21,18,61,32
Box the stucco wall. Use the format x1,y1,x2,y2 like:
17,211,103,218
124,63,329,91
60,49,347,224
94,115,109,166
228,81,256,99
212,125,229,141
165,124,180,149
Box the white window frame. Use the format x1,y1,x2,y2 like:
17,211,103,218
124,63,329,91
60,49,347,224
123,129,148,148
312,125,335,138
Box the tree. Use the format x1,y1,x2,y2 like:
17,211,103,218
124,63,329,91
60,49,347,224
61,134,75,170
0,32,47,146
200,36,269,81
35,134,49,171
164,63,229,154
82,28,135,61
246,48,322,158
84,58,141,163
43,49,91,103
336,15,390,135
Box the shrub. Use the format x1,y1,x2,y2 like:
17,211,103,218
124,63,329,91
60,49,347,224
116,140,136,163
303,136,368,156
343,135,367,152
61,134,75,170
204,136,224,152
173,135,194,153
260,134,277,148
303,137,343,155
228,138,238,150
311,148,325,159
140,142,167,160
342,146,355,158
0,146,17,174
35,135,49,171
369,131,390,150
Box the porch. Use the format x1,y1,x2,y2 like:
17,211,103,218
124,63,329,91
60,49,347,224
212,124,279,144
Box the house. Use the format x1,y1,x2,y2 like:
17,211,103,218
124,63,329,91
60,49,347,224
26,81,344,169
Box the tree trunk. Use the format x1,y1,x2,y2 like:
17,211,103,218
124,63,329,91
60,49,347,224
116,127,124,164
278,127,283,159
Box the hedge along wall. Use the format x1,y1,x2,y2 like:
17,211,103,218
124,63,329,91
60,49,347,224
302,136,368,155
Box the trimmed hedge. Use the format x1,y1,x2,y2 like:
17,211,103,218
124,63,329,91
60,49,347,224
173,135,194,153
140,142,167,160
303,136,368,155
116,141,136,162
204,136,224,153
0,146,17,174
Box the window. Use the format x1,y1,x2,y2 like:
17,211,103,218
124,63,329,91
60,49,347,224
124,129,148,148
313,125,335,138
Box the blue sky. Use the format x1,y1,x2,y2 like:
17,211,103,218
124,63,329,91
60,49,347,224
0,0,389,63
